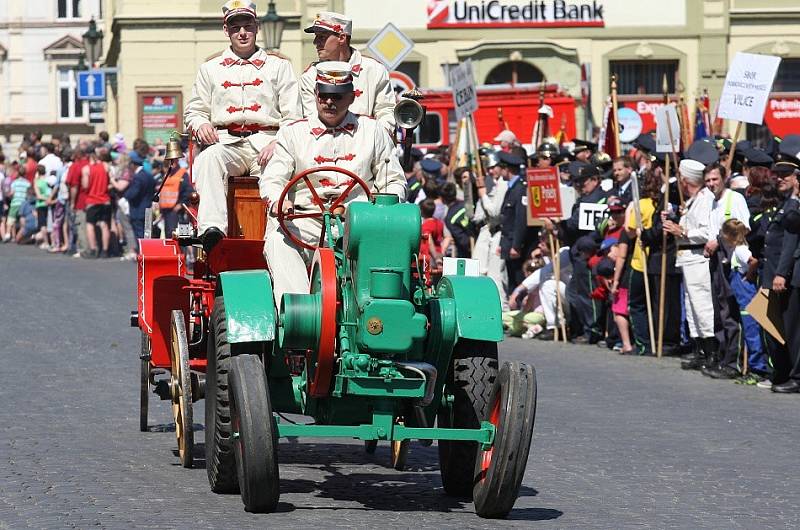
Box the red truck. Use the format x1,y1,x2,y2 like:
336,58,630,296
412,83,578,150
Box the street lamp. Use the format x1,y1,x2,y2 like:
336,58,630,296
76,53,88,71
260,2,285,52
82,16,104,67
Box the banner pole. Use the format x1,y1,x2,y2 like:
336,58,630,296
552,235,568,342
448,118,464,181
725,121,743,173
611,74,622,156
657,154,670,359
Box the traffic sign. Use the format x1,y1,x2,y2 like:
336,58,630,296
77,70,106,100
366,23,414,72
389,71,415,93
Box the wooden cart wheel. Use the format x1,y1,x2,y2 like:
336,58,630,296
140,332,150,432
169,310,193,468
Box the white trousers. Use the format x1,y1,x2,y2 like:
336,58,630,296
194,140,262,235
472,226,508,310
680,260,715,338
263,216,322,308
539,279,568,330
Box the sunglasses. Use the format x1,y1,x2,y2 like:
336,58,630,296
316,93,344,101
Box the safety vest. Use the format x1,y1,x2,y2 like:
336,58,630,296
159,168,186,209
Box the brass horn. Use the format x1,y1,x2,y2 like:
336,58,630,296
164,137,183,161
394,98,425,130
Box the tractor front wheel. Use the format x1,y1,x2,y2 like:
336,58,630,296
473,361,537,519
438,339,498,497
205,296,239,493
139,332,150,432
229,354,280,513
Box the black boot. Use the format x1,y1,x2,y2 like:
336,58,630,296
680,340,701,368
682,338,709,370
200,227,224,254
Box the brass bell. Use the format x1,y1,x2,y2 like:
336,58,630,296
164,137,183,161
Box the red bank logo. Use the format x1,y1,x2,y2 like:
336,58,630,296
427,0,605,29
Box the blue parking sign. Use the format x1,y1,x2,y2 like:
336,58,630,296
77,71,106,100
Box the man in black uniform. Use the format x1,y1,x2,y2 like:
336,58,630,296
498,152,535,292
764,154,800,392
441,182,472,258
561,162,607,342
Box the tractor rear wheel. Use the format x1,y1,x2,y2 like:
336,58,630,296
438,339,498,497
473,361,537,519
205,296,239,493
229,354,280,513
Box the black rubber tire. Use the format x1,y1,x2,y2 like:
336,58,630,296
364,440,378,454
438,339,498,497
473,361,537,519
140,332,149,432
205,296,239,493
229,354,280,513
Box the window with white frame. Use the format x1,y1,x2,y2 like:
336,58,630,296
58,67,85,120
57,0,81,19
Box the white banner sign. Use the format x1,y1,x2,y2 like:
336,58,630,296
718,52,781,125
448,59,478,120
655,104,681,152
578,202,608,231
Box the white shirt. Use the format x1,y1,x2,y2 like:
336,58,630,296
184,47,302,150
300,49,396,133
732,245,753,274
260,112,406,208
709,188,750,239
39,153,64,178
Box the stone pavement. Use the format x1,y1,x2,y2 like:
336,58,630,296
1,245,798,528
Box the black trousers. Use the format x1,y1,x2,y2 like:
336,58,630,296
566,255,598,339
781,287,800,383
710,255,741,369
649,273,682,352
505,257,526,295
628,269,653,354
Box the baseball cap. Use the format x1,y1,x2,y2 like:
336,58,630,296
304,11,353,35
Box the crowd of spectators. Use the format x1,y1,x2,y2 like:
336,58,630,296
405,128,800,394
4,123,800,394
0,131,188,259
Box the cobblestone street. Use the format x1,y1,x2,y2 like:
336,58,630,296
1,245,799,528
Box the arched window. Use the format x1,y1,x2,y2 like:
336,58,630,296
485,61,543,85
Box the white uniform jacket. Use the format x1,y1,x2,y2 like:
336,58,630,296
184,46,302,151
676,187,714,267
472,178,508,229
260,112,406,209
300,49,396,132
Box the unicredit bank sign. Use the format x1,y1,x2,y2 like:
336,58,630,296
427,0,605,28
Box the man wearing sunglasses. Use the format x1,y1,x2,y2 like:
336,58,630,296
260,62,407,304
184,0,302,252
299,12,395,133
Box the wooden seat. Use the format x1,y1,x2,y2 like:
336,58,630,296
226,175,267,240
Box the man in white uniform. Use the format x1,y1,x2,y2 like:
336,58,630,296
471,150,509,309
261,62,407,304
184,0,302,250
299,12,395,132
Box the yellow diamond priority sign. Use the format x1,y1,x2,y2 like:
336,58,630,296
366,23,414,72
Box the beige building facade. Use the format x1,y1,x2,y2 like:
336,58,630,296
4,0,798,146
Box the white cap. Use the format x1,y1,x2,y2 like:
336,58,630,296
679,158,705,180
730,175,750,190
304,11,353,35
494,130,518,144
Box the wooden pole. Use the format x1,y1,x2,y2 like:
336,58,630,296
611,75,622,156
551,234,568,342
469,114,484,184
657,155,670,358
665,118,685,208
725,121,743,173
448,118,465,181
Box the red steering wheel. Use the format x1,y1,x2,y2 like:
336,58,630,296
276,166,373,251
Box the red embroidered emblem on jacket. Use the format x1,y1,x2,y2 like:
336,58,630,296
226,103,262,113
222,78,263,89
313,153,356,164
354,89,363,97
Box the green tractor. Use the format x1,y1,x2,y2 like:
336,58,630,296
206,167,537,518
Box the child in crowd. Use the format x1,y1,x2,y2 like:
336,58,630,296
33,164,51,249
504,257,547,338
419,198,444,283
720,218,768,379
4,165,30,241
14,188,38,244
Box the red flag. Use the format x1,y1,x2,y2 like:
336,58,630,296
599,97,619,158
